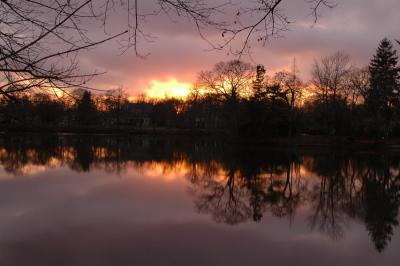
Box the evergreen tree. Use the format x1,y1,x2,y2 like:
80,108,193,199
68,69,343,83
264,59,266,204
75,91,97,125
252,64,266,100
367,38,400,113
365,38,400,136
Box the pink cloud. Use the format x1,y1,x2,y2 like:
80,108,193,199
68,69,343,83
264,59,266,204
77,0,400,96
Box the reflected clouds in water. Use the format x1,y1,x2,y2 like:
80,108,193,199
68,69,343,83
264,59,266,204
0,134,399,265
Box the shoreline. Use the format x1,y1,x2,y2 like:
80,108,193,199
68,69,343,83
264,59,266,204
0,126,228,136
1,126,400,149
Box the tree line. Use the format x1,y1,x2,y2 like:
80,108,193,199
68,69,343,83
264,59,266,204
0,0,335,103
1,38,399,138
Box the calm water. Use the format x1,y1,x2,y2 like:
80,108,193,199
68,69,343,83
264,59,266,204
0,134,399,266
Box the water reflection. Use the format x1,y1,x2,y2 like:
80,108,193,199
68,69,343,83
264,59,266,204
0,134,400,255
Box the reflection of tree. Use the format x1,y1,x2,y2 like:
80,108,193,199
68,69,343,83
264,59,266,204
266,160,303,220
0,135,61,175
306,152,400,250
1,135,400,252
308,174,347,239
192,168,251,225
188,149,400,252
362,166,400,252
69,136,94,172
305,154,349,238
247,174,267,222
188,152,304,225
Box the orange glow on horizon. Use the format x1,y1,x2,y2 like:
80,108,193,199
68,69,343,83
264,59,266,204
144,78,192,99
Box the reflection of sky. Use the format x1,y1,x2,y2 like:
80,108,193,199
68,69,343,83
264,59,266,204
0,165,399,265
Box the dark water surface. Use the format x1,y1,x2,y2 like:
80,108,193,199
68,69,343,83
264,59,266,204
0,134,399,266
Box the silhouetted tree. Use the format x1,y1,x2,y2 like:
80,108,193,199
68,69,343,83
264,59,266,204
196,60,255,131
31,93,65,125
312,52,351,100
104,87,128,126
273,67,303,136
252,65,267,100
150,99,179,127
365,38,400,136
75,90,97,125
345,67,370,106
197,60,254,102
311,52,352,134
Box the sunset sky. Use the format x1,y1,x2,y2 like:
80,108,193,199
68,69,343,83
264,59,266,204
80,0,400,98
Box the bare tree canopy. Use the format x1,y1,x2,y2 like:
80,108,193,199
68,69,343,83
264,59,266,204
345,67,370,105
312,51,352,100
196,60,255,102
273,68,303,108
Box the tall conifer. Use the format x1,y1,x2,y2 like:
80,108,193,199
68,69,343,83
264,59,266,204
367,38,400,112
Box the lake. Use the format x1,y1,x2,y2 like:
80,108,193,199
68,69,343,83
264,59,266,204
0,134,399,266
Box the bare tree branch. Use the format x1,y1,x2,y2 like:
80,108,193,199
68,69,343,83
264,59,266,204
0,0,337,101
